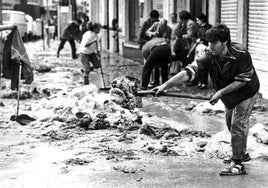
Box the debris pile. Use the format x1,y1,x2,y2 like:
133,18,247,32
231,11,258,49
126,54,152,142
6,75,268,161
110,76,142,109
250,123,268,144
139,124,210,140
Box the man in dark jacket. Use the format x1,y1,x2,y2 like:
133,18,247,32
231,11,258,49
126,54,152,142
138,10,159,48
153,24,260,176
57,20,81,59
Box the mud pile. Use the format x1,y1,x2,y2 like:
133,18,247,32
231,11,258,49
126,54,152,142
5,75,268,160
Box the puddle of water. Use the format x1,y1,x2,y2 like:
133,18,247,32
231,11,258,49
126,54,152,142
142,103,226,135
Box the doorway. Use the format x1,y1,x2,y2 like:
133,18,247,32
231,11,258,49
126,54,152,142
190,0,208,20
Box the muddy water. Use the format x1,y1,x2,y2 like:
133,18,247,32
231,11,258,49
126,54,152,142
95,55,226,135
142,99,226,135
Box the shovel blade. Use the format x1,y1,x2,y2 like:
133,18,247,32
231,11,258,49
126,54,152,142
13,114,36,125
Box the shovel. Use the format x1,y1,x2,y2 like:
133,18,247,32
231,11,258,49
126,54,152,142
136,90,211,100
99,57,106,89
10,61,36,125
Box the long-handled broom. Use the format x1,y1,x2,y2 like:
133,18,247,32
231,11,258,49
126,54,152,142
95,40,106,89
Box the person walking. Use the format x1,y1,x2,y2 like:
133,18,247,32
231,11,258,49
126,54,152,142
57,20,81,59
79,22,101,85
52,15,58,40
153,24,260,176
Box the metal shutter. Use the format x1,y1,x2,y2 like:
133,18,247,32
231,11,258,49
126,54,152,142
248,0,268,72
220,0,238,42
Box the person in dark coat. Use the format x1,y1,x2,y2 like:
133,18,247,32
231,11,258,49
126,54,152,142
0,24,17,85
57,20,81,59
137,10,160,48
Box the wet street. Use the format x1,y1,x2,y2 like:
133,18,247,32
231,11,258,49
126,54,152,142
1,40,268,187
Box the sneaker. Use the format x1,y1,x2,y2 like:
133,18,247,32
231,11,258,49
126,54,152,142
223,153,251,164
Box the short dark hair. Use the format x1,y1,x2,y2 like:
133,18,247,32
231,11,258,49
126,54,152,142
76,19,82,25
87,22,100,31
179,10,192,21
197,13,207,23
206,24,231,45
150,10,160,19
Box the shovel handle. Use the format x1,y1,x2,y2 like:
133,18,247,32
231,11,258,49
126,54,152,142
136,90,210,100
17,62,22,117
136,90,156,96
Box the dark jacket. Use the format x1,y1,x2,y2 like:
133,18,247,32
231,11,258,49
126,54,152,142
138,18,159,46
146,22,172,43
196,23,212,45
61,21,80,40
2,28,33,89
186,42,260,109
171,21,187,40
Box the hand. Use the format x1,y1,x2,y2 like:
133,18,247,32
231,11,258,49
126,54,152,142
152,84,166,96
209,91,222,105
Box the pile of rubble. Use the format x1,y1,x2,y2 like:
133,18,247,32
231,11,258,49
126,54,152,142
4,76,268,160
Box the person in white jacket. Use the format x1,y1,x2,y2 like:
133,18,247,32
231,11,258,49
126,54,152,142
79,22,101,85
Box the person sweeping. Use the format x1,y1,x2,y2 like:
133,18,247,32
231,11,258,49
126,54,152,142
153,24,260,176
79,22,101,85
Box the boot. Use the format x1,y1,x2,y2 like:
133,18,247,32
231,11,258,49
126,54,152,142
83,76,89,85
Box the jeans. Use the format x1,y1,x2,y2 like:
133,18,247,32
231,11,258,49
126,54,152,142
197,66,208,85
225,93,258,162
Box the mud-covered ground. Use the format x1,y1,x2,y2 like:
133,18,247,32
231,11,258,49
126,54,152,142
1,40,268,188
